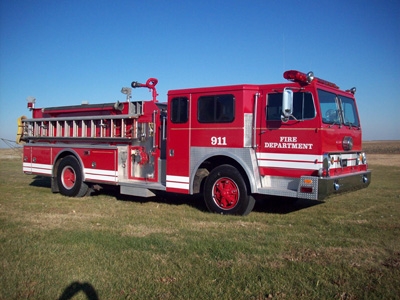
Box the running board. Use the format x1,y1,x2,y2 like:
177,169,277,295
120,182,166,198
258,187,298,198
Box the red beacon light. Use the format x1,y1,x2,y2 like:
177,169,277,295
284,70,315,84
283,70,339,89
26,96,36,111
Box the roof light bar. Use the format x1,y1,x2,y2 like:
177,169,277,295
283,70,314,84
283,70,339,89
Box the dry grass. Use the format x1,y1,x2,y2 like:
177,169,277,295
0,147,23,159
363,140,400,167
362,140,400,154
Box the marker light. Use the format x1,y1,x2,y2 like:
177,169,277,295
356,152,367,165
303,178,313,184
346,87,356,94
361,152,367,164
306,71,314,83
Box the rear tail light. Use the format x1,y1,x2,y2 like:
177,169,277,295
300,187,313,193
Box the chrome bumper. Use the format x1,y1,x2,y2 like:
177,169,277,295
298,170,372,200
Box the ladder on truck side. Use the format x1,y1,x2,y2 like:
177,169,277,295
21,101,145,142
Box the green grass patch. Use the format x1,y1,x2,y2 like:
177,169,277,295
1,156,399,299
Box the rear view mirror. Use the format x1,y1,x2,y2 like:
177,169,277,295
282,88,293,122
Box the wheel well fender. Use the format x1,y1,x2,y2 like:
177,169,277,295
190,151,258,194
51,149,86,193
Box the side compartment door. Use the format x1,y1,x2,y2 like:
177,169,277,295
22,145,32,174
165,95,191,194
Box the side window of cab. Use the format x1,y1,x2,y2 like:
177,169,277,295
171,97,189,123
267,92,315,121
198,94,235,123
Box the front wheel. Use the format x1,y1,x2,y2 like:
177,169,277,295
204,165,255,216
56,156,89,197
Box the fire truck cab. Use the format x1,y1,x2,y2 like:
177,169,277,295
19,71,371,215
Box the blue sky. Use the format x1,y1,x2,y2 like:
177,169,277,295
1,0,399,147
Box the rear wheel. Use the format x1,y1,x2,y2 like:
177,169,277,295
204,165,255,215
57,156,89,197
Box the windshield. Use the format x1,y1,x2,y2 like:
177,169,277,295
318,89,360,127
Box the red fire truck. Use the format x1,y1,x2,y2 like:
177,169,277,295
18,70,371,215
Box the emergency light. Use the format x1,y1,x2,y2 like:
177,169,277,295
284,70,314,84
284,70,339,89
26,96,36,110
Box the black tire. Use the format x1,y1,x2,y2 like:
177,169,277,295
204,164,255,216
56,156,89,197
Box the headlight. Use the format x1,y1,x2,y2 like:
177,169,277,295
342,136,353,151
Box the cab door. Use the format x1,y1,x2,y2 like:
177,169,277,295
165,94,191,194
257,87,321,177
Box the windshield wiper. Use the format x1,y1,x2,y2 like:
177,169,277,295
328,118,341,128
327,109,342,128
344,121,359,129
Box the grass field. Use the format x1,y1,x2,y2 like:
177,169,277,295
0,142,399,299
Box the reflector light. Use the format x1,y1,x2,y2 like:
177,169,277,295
303,178,313,185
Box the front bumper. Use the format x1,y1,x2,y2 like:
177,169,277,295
298,170,372,200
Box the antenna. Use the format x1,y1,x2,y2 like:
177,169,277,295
282,34,286,72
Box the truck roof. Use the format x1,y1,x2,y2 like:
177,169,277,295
168,83,262,95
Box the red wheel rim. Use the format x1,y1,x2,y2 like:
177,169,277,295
212,177,239,210
61,166,76,190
